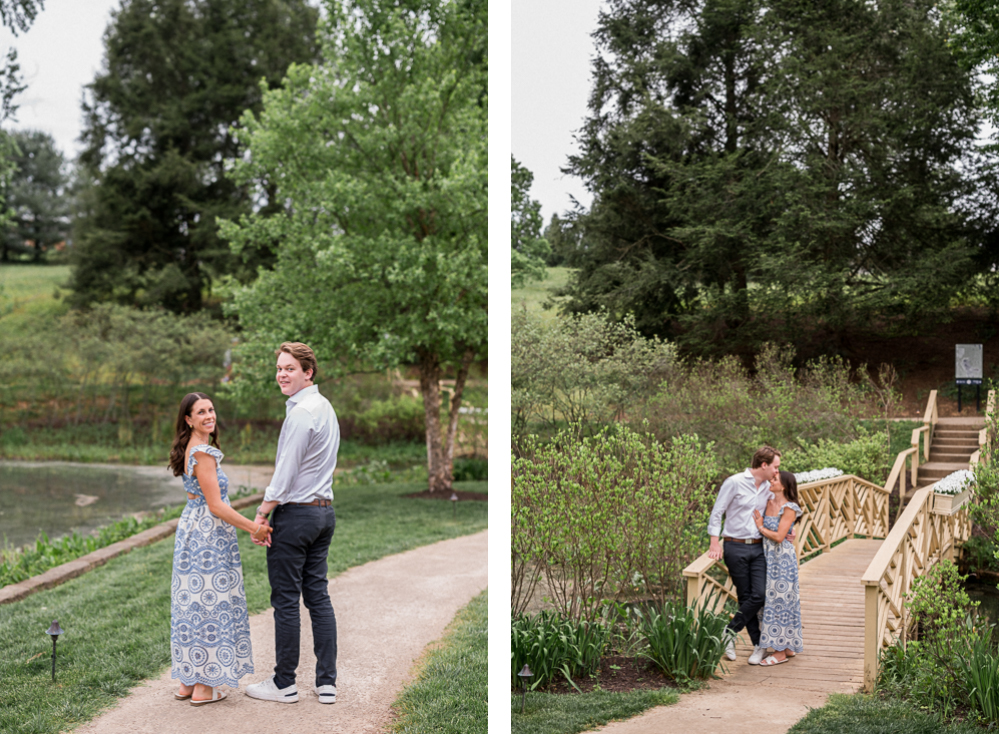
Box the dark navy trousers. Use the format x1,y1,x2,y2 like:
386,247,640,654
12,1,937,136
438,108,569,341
722,541,767,647
267,504,338,689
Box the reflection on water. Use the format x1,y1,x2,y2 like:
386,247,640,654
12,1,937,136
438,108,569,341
967,578,999,628
0,461,185,548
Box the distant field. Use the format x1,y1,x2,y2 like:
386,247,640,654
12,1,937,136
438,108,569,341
0,263,70,316
511,266,574,321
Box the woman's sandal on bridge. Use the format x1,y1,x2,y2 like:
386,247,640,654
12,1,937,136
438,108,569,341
759,655,787,666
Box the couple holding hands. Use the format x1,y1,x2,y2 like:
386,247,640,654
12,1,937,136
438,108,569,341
166,342,339,706
708,446,804,667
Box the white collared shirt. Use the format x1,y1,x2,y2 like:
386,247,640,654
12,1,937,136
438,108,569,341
264,384,340,505
707,468,773,539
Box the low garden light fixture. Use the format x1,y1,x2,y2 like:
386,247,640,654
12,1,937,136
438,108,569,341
450,492,458,519
45,620,64,682
518,664,533,713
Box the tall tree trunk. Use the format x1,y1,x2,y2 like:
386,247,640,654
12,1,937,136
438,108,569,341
418,351,449,493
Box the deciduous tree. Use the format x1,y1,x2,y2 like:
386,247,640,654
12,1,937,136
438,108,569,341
511,156,549,286
221,0,487,493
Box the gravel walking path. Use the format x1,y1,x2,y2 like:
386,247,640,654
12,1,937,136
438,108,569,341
71,529,488,734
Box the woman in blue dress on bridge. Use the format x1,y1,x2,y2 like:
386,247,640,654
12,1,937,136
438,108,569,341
167,392,271,705
752,469,804,666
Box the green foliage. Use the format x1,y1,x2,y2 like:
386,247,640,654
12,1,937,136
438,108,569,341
511,156,551,287
906,560,979,648
510,611,610,691
635,599,730,683
562,0,994,351
219,0,486,492
453,456,488,482
511,307,675,441
787,693,987,734
68,0,319,312
347,394,425,445
642,344,876,474
512,425,719,621
782,430,892,485
876,560,998,724
390,591,487,734
970,399,998,563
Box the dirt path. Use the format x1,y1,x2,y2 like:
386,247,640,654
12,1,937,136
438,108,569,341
71,529,488,734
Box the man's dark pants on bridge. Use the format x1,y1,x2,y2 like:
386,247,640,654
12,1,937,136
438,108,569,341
723,541,766,646
267,504,338,689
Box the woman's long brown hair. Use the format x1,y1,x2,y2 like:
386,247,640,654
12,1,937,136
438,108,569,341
168,392,221,477
778,470,799,508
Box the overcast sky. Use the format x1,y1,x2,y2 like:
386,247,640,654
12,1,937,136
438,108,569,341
0,0,119,161
511,0,605,224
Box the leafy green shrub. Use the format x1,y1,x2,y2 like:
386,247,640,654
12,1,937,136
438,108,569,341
635,599,730,682
781,429,892,485
961,535,999,574
453,456,488,481
511,308,675,442
876,560,996,724
346,394,425,443
510,611,610,691
512,425,719,621
642,344,878,474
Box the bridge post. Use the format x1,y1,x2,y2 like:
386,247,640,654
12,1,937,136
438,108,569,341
863,583,879,693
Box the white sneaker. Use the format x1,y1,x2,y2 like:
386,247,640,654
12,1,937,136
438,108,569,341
748,646,767,665
246,676,299,703
723,632,737,661
315,684,336,704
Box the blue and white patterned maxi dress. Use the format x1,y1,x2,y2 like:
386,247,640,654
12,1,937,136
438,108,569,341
757,501,804,654
171,445,254,687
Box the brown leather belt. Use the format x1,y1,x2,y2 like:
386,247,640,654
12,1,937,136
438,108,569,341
288,499,332,507
723,537,761,544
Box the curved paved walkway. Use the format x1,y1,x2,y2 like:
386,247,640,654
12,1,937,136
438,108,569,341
592,539,883,734
72,529,488,734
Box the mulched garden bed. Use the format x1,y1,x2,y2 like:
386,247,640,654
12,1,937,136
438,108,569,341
404,489,488,501
511,655,679,695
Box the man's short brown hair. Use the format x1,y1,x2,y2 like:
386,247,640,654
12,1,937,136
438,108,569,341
751,445,781,468
276,342,318,381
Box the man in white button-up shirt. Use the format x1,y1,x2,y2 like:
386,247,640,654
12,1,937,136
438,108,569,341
246,342,340,706
706,446,781,666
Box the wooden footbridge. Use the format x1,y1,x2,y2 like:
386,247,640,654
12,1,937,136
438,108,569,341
683,390,993,693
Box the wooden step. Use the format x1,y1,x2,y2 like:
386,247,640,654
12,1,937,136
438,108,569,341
929,450,975,462
932,436,979,447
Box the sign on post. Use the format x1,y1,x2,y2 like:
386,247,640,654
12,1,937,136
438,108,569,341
955,344,983,412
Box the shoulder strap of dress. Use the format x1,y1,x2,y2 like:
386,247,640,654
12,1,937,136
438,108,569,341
187,444,223,473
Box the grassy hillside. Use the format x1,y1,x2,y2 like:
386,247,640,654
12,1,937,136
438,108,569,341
511,267,574,321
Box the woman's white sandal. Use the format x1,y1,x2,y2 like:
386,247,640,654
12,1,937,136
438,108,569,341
759,655,787,666
190,688,227,706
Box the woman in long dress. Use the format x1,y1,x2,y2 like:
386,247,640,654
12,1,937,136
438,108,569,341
167,392,271,705
752,469,803,666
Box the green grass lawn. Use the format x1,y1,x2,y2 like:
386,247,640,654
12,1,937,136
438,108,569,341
0,480,487,734
788,694,989,734
511,688,679,734
390,590,487,734
512,266,574,321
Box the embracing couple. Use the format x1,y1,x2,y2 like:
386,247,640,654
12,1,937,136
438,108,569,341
167,342,339,706
707,446,804,667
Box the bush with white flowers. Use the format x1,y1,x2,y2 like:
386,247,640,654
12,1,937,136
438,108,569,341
793,467,844,484
931,470,975,496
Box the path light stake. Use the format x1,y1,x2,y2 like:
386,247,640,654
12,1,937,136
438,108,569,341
450,492,458,519
518,664,533,713
45,620,64,683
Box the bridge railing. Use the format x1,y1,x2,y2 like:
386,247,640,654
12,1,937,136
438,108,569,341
860,485,971,692
683,474,891,612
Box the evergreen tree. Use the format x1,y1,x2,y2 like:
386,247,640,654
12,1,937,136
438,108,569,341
564,0,992,350
67,0,318,313
0,129,68,261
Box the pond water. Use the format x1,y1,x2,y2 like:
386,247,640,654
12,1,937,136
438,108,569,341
0,461,186,549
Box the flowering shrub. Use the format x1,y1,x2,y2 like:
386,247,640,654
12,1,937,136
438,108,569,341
931,469,974,496
793,467,843,484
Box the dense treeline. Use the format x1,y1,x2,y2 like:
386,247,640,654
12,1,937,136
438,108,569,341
559,0,997,355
